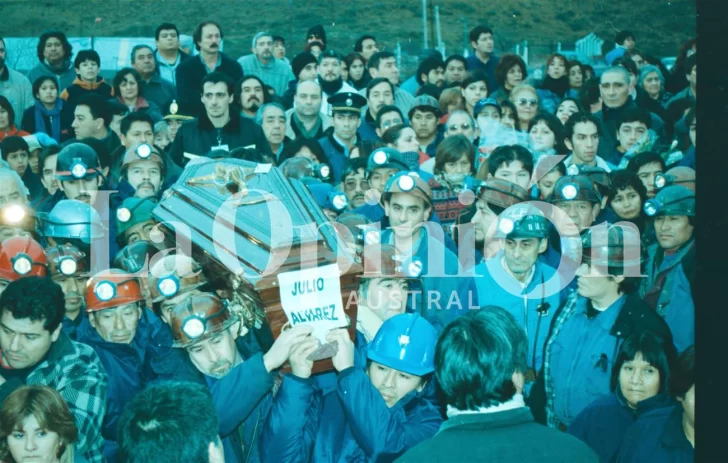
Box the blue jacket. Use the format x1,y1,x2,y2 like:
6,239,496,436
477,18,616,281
317,132,360,185
568,392,675,462
399,75,420,96
616,405,694,462
76,308,170,462
466,54,500,93
475,254,561,375
260,367,442,463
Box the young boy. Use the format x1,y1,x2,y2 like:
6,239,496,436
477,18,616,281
60,50,113,112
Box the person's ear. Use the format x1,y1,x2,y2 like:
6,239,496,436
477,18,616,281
208,438,225,463
51,323,62,343
564,138,573,151
538,238,548,254
511,370,525,394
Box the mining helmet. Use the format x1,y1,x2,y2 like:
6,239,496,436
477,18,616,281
549,175,600,204
581,224,645,276
566,164,611,191
654,167,696,193
308,183,348,213
42,200,106,244
113,241,160,274
85,269,144,312
362,243,424,279
476,179,528,209
121,143,165,172
279,156,330,182
170,293,238,348
366,148,409,178
381,172,432,207
148,254,207,302
55,143,102,181
367,313,438,376
495,204,549,240
643,185,695,218
46,244,89,278
0,236,47,282
0,203,37,235
116,197,158,237
334,213,379,248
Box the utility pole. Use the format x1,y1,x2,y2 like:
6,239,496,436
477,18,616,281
422,0,429,50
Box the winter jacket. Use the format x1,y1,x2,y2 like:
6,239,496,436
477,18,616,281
285,107,330,141
617,405,693,462
21,102,74,142
0,125,30,141
594,101,665,163
568,392,675,462
529,291,673,429
427,175,480,237
260,367,442,463
0,66,34,127
0,332,108,463
59,77,113,114
238,54,295,96
316,132,362,185
466,53,500,93
27,59,77,92
108,96,163,123
168,109,270,168
175,53,243,115
140,73,177,110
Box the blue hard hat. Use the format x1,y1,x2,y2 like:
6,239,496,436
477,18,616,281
367,313,437,376
42,200,106,244
308,183,348,212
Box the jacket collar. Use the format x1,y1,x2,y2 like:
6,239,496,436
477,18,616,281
197,109,240,132
438,406,534,434
71,76,106,90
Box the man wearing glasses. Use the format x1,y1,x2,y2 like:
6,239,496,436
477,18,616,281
444,110,477,144
375,105,405,139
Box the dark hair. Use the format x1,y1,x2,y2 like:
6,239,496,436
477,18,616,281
684,53,697,75
487,145,534,177
617,106,651,131
354,35,376,52
107,100,130,118
32,75,59,99
341,157,368,182
434,134,475,175
578,77,602,110
614,57,638,77
567,59,583,75
626,151,665,173
74,49,100,69
76,93,111,127
228,147,268,163
381,123,413,147
608,170,648,206
367,51,396,71
118,381,220,463
0,136,29,160
610,332,676,393
366,77,395,98
415,83,442,101
278,138,329,166
615,30,634,45
469,25,494,45
113,68,145,99
193,21,223,51
305,40,324,54
528,112,567,153
78,137,111,170
564,111,601,141
155,23,179,41
495,54,527,88
0,277,65,332
460,70,489,92
120,111,154,137
344,52,365,70
272,35,285,45
556,97,583,115
0,385,78,461
375,105,404,129
673,38,696,75
416,57,445,85
39,144,62,174
436,307,526,409
130,44,154,64
201,72,235,97
444,54,468,71
36,31,72,63
235,75,268,106
669,345,694,399
0,96,16,127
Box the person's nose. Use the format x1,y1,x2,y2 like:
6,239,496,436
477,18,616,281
24,434,38,452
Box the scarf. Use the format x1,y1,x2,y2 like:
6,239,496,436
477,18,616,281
34,99,63,142
446,393,526,418
292,112,322,139
319,75,344,95
542,75,570,99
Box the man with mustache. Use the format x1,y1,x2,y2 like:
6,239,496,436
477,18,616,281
238,31,294,97
317,50,358,117
115,197,159,249
78,269,170,461
238,75,269,119
175,21,243,115
640,185,695,352
27,31,76,93
119,143,164,199
46,244,91,340
340,158,369,210
168,293,313,463
169,72,270,167
256,103,288,160
55,143,103,206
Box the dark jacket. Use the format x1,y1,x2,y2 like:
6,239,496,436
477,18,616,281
21,103,74,142
175,53,243,115
595,100,665,162
260,367,442,463
568,392,675,462
59,77,113,114
397,407,598,463
141,73,177,110
616,405,693,462
168,109,270,168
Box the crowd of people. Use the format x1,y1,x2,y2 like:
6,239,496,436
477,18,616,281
0,18,697,463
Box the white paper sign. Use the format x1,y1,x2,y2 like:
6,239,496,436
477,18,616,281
277,264,347,343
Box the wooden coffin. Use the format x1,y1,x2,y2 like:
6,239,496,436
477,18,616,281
153,159,362,373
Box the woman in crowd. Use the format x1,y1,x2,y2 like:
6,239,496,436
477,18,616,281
555,97,582,126
567,60,584,93
528,112,567,160
381,123,421,169
490,54,527,104
606,169,657,247
536,53,574,113
345,53,369,90
0,385,81,463
639,65,670,108
568,333,677,462
510,84,540,132
278,137,331,166
438,87,464,115
459,71,489,118
110,68,162,122
22,76,73,143
499,99,518,130
0,96,30,141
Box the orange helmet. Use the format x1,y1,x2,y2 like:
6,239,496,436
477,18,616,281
46,244,90,278
0,236,47,282
84,269,143,313
148,254,208,303
169,293,237,348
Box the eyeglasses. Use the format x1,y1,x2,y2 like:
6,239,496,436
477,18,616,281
447,123,472,132
381,119,403,129
517,98,538,107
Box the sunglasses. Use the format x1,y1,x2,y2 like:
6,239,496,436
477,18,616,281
447,123,472,132
517,98,538,107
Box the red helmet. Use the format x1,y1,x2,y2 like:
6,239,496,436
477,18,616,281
84,269,143,313
46,244,90,278
0,236,47,282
